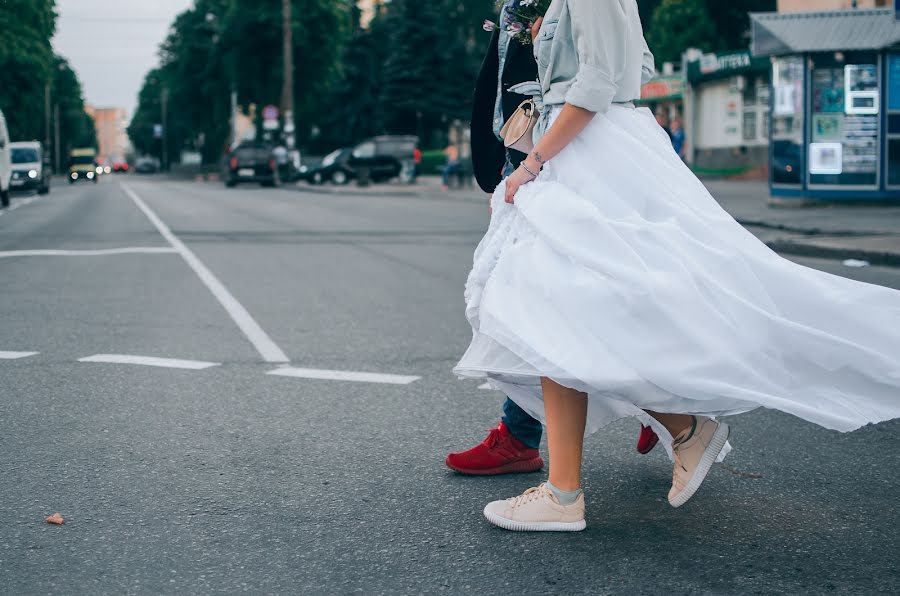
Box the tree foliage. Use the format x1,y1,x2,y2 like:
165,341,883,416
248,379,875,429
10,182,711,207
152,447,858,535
646,0,717,65
53,56,98,153
641,0,776,65
130,0,778,159
0,0,56,140
0,0,96,161
129,0,350,164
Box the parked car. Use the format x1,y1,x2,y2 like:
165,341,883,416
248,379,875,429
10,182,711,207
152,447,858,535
299,148,354,185
348,135,418,183
9,141,50,194
134,156,160,174
0,109,10,207
224,144,280,188
68,148,98,184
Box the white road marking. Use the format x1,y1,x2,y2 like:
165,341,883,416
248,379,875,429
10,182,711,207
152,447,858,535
267,367,420,385
478,382,493,390
79,354,220,370
122,184,290,363
0,194,45,217
0,351,39,359
0,247,177,258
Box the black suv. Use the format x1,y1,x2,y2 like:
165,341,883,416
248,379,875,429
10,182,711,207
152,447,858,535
225,144,280,188
347,135,418,183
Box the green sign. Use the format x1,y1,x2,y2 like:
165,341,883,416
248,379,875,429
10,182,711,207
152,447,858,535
687,51,769,83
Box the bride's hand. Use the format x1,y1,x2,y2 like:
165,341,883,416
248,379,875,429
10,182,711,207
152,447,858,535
504,165,535,204
531,16,544,42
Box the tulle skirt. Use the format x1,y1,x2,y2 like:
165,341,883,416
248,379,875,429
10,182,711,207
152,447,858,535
454,105,900,444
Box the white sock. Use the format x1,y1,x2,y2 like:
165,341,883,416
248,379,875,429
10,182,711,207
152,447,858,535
546,481,582,506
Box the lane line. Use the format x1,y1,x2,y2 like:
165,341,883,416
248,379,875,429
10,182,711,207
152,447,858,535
0,351,40,359
0,194,45,217
267,367,420,386
0,247,177,258
79,354,220,370
121,184,290,363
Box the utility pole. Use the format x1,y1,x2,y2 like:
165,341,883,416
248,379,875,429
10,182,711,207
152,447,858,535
161,87,169,171
280,0,296,152
44,83,51,151
54,103,60,174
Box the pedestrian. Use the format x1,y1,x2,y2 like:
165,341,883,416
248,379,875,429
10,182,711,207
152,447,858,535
447,0,663,477
441,143,461,191
655,107,673,141
413,146,422,181
455,0,900,532
671,116,686,160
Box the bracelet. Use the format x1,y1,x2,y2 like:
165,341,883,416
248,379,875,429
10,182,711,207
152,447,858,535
521,162,539,179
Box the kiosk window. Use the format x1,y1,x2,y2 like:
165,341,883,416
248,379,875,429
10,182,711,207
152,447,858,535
771,57,804,185
809,52,879,187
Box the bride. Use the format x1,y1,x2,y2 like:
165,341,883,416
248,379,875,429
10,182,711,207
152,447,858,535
455,0,900,532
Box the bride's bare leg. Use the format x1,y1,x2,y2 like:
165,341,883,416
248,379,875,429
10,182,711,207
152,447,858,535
542,377,588,491
645,411,694,437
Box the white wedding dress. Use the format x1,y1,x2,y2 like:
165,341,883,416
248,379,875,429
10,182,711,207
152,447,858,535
455,105,900,440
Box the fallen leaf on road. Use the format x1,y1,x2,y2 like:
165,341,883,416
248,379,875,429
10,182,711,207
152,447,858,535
45,513,64,525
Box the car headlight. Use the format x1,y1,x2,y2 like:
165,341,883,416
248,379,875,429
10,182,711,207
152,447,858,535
71,173,78,179
28,169,38,179
87,172,95,179
104,166,111,174
96,166,103,174
299,165,308,173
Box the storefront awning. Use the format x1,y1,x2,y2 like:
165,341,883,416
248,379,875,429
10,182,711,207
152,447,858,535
751,8,900,57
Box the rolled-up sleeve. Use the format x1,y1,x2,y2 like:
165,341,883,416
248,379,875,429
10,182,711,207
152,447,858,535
564,0,627,113
641,38,657,85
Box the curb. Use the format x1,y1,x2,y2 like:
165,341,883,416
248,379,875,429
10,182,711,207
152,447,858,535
765,240,900,268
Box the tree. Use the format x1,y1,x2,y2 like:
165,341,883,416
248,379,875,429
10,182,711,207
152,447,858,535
129,0,350,164
0,0,56,140
646,0,717,65
642,0,777,65
53,56,97,154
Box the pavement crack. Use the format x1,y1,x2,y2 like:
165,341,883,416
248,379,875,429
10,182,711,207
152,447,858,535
715,463,763,479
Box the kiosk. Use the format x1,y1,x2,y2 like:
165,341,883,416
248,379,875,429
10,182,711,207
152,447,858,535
752,8,900,202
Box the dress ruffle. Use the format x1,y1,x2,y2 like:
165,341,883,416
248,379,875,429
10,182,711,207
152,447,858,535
455,105,900,437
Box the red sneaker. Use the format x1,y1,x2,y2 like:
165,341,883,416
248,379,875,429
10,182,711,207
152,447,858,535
637,424,660,454
446,422,544,475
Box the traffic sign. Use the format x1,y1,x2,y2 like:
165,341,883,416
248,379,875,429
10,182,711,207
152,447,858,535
262,105,279,121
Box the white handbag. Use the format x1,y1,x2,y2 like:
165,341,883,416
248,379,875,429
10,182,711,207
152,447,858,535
500,98,539,153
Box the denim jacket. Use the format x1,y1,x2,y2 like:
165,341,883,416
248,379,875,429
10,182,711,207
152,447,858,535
534,0,655,113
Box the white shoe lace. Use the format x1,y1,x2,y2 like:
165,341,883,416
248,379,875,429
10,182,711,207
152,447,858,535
507,483,550,508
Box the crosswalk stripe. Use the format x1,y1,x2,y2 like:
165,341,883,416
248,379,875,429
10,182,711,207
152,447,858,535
266,366,420,385
78,354,221,370
0,351,40,359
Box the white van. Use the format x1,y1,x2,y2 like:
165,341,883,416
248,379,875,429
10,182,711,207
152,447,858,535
0,109,11,208
9,141,51,194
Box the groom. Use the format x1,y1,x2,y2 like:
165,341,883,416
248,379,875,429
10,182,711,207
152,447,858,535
446,0,659,475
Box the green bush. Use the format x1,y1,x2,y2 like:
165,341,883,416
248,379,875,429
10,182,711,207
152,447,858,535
420,149,447,175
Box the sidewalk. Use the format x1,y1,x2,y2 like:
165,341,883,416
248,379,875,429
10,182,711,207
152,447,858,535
292,176,900,267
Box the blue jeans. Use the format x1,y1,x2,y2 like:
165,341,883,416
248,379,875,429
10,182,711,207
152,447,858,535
496,153,543,449
502,398,542,449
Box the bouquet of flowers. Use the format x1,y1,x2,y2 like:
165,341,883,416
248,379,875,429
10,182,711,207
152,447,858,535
483,0,553,45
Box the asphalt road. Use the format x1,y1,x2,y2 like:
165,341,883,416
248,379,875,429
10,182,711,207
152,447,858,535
1,177,898,595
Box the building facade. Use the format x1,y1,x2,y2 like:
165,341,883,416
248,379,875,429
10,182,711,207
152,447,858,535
778,0,890,11
87,106,130,162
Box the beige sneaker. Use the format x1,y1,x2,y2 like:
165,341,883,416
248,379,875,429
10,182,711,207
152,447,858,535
483,483,586,532
668,417,730,508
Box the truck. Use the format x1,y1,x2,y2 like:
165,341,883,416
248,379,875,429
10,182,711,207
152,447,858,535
68,148,98,184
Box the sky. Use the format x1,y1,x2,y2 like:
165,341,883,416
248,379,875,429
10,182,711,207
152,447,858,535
52,0,194,117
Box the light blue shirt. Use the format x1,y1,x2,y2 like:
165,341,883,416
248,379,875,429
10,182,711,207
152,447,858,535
534,0,655,113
